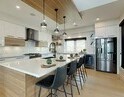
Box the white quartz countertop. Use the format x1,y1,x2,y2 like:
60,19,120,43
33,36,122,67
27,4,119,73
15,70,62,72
0,57,78,78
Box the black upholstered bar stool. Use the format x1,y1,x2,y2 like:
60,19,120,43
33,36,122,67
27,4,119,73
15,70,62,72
76,56,87,89
67,60,80,97
36,66,67,97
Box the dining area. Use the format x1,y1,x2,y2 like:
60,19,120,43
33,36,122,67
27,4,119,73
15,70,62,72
0,54,90,97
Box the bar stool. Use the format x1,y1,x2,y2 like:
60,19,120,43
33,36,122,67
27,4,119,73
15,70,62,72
67,60,80,97
76,56,87,89
36,66,67,97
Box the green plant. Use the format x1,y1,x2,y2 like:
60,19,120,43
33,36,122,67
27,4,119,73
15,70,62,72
59,56,63,60
83,49,86,52
46,59,52,64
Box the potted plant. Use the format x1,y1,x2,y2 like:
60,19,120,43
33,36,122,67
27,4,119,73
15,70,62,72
83,49,87,54
46,58,52,64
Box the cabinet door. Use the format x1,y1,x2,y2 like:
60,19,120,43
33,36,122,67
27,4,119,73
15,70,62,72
106,25,118,37
4,21,15,37
15,25,26,39
95,27,106,38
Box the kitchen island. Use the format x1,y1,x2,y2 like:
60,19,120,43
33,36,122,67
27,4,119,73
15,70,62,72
0,57,78,97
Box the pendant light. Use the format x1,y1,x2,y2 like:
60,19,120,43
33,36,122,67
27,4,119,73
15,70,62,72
41,0,47,29
54,9,59,33
63,16,67,36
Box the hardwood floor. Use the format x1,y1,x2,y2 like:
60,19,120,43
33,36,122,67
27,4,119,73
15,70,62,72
58,69,124,97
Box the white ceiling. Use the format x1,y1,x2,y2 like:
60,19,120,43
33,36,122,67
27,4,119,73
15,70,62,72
0,0,124,31
72,0,118,11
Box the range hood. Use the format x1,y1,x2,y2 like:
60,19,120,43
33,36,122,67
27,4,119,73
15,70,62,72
25,28,38,41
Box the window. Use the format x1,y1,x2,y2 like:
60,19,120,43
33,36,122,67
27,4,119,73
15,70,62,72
66,40,75,52
76,40,86,52
65,38,86,53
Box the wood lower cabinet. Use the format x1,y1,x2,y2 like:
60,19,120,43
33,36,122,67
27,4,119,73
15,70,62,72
0,66,49,97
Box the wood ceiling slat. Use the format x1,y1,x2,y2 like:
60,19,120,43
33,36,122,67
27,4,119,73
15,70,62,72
21,0,82,24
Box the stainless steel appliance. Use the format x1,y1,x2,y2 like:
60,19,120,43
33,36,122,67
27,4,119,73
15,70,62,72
49,42,56,58
96,38,117,73
26,28,38,41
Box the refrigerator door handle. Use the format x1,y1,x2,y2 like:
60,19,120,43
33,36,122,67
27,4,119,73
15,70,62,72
101,48,102,54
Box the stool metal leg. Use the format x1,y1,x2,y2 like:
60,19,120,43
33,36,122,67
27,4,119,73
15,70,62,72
63,85,67,97
78,69,83,89
54,89,58,97
70,76,73,97
38,87,41,97
66,76,70,85
73,75,80,95
80,68,86,83
84,66,88,77
51,89,52,97
82,68,87,82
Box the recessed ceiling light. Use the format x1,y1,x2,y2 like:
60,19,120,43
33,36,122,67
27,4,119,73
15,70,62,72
16,5,20,9
96,18,100,21
68,36,71,38
73,22,77,26
78,36,82,38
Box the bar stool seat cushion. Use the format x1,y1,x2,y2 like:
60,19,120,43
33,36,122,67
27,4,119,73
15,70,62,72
36,75,54,89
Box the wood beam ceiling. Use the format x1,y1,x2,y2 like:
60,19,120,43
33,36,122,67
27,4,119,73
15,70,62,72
21,0,82,24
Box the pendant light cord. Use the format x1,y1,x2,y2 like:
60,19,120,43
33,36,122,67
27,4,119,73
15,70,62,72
55,9,58,28
64,16,66,32
43,0,45,20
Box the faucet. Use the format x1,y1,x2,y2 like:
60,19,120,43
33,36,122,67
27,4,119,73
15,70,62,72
49,42,56,58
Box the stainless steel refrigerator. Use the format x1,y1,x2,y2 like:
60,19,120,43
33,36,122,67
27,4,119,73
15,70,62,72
96,38,117,73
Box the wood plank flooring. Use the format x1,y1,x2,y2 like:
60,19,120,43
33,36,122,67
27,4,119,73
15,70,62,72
58,69,124,97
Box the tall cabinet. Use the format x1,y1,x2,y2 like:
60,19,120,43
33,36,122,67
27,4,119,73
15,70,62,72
95,19,120,73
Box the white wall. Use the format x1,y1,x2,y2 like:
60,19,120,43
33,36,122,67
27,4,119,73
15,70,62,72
0,12,52,57
64,26,95,54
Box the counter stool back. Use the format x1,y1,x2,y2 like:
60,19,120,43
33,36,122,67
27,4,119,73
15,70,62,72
36,66,67,97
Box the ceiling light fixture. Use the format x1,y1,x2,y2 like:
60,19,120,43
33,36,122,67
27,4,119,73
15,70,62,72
54,9,59,34
73,22,78,26
78,36,82,38
16,5,20,9
41,0,47,29
68,36,71,39
96,18,100,21
63,16,67,36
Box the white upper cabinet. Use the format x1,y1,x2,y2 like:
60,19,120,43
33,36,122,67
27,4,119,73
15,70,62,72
4,21,15,37
95,27,106,38
0,20,26,39
14,25,26,39
95,25,119,38
0,20,4,37
106,25,118,37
